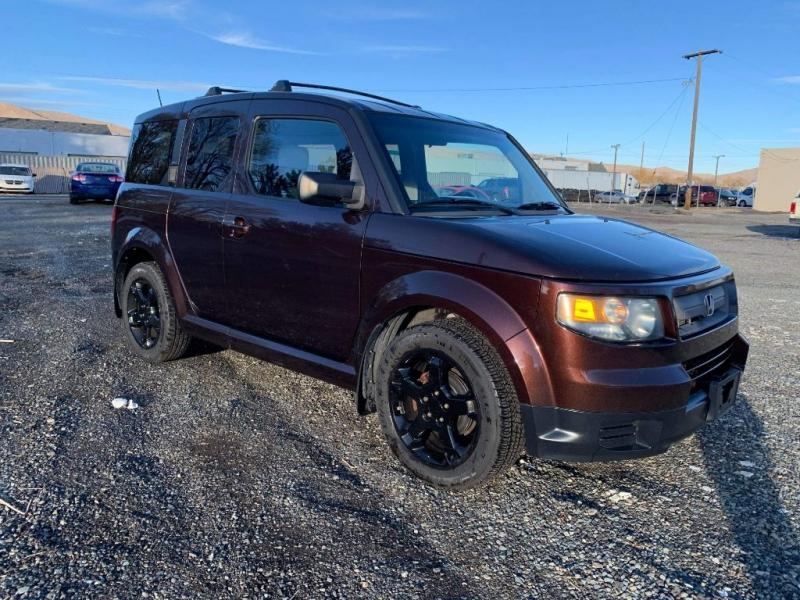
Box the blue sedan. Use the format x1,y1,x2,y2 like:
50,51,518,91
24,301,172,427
69,162,124,204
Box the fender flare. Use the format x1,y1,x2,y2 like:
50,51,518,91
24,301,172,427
354,270,552,408
113,226,190,319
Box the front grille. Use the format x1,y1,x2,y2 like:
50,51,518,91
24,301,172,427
673,283,733,338
684,342,735,391
4,180,21,185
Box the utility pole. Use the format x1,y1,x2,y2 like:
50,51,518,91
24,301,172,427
682,49,721,209
713,154,725,206
713,154,724,186
639,141,645,172
611,143,620,193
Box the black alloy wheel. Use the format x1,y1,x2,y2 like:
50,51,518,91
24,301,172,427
389,350,481,468
126,279,161,349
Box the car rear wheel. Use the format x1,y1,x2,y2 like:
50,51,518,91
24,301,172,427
375,318,524,490
120,262,191,363
738,200,746,207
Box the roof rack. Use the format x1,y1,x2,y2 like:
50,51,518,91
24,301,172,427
204,86,251,97
269,80,419,109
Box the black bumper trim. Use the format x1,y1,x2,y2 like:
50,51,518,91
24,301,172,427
521,366,742,462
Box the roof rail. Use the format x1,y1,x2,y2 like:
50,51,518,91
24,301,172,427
269,80,419,109
204,86,250,97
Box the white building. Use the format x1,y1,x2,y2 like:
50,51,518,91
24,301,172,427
0,102,130,157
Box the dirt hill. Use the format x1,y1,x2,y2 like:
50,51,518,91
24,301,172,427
612,163,757,188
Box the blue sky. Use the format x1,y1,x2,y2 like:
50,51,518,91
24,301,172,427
1,0,798,174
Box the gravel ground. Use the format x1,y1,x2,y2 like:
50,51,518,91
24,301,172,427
1,195,798,599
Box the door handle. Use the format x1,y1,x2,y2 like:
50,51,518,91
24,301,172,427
225,216,251,239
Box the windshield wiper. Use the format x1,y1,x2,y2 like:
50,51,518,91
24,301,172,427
411,197,517,215
515,201,566,211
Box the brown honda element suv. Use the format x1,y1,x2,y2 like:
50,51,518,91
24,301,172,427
112,81,749,489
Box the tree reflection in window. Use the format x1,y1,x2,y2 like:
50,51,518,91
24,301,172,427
126,120,177,185
248,119,353,199
184,117,239,192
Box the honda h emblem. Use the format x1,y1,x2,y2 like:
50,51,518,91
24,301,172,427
703,293,715,317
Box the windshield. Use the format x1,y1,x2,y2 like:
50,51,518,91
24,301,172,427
368,114,566,213
0,166,31,176
76,163,119,174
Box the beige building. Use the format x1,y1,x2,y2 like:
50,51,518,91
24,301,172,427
755,147,800,212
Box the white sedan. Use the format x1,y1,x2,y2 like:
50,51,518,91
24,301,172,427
594,191,635,204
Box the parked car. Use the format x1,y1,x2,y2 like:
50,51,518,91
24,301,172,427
0,164,36,193
70,162,124,204
640,183,678,204
477,177,521,201
718,188,739,206
112,81,748,489
736,186,755,208
670,185,718,207
435,185,492,201
790,195,799,228
594,190,632,203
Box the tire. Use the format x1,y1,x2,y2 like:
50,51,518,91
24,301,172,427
69,196,79,205
375,318,524,490
738,200,746,207
120,261,191,363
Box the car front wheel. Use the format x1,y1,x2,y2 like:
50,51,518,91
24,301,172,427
375,318,524,490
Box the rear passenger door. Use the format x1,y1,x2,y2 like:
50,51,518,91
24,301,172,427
168,100,249,323
221,99,373,361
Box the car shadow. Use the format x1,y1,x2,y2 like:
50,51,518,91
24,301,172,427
746,224,800,239
697,394,800,597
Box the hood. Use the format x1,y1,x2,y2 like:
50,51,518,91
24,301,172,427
369,213,721,282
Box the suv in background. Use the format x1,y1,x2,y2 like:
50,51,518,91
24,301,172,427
671,185,718,207
641,183,677,204
112,81,748,489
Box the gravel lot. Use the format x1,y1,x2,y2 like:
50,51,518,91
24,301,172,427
1,195,798,599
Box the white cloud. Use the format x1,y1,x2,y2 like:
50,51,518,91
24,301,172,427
59,76,211,92
0,82,81,94
773,75,800,84
204,31,319,54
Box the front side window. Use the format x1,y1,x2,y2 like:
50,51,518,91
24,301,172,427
368,114,564,213
184,117,239,192
248,118,353,200
126,120,177,185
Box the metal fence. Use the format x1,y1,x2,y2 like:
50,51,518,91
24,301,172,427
0,153,127,194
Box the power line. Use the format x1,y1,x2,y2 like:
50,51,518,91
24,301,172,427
655,83,691,165
562,79,692,157
372,76,690,93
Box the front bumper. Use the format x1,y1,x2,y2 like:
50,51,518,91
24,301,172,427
521,333,749,461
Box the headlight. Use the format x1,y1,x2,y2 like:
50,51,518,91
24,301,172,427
556,294,665,342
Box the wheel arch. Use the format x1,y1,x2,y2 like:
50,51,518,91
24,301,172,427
354,270,548,414
114,226,188,319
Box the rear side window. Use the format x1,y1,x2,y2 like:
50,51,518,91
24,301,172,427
126,120,177,185
247,118,352,199
184,117,239,192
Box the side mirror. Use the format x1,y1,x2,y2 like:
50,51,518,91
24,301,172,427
298,171,364,209
31,173,37,178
